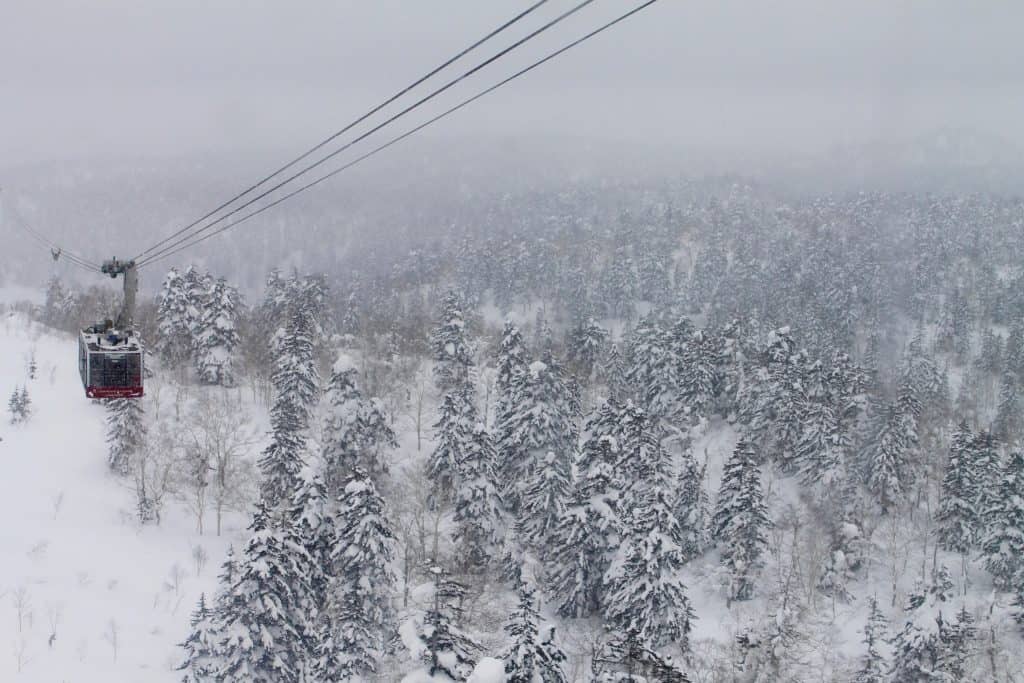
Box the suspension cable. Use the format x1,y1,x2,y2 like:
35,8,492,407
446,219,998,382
17,226,101,274
3,192,101,272
134,0,600,267
138,1,661,270
132,0,553,263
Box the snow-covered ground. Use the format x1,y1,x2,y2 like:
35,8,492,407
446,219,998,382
4,309,1022,681
0,287,43,307
0,314,233,681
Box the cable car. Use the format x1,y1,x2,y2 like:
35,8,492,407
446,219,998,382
75,258,144,399
79,321,144,398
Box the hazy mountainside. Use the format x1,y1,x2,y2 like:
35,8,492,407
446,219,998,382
806,129,1024,195
4,129,1021,295
6,169,1024,680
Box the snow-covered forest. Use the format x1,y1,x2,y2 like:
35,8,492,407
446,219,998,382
4,172,1024,681
4,2,1024,681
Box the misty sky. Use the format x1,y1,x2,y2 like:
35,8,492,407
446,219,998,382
2,1,1022,166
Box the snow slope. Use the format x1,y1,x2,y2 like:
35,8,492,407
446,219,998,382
0,314,231,681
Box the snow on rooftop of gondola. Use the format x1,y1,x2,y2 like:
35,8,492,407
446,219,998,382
80,327,143,351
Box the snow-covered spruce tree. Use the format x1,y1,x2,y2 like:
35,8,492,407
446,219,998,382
688,238,727,310
852,595,888,683
954,363,982,423
888,566,973,683
625,314,679,421
453,423,504,571
638,233,675,308
517,448,572,551
593,629,691,682
678,328,722,421
739,326,806,471
940,604,976,682
899,329,947,420
714,318,750,416
320,355,396,492
288,469,334,620
429,387,477,502
861,324,882,390
864,382,920,514
7,387,18,421
290,273,330,343
338,289,361,337
257,268,287,327
502,579,569,683
258,392,308,511
155,267,193,369
184,545,236,676
497,320,529,395
316,469,396,680
674,445,710,561
105,397,145,476
19,386,31,419
546,401,623,618
597,243,638,320
713,438,771,602
43,276,68,329
1007,320,1024,376
982,451,1024,591
734,599,809,681
545,483,603,619
972,430,1003,539
1013,589,1024,634
250,268,288,378
431,290,475,394
194,276,241,386
604,417,695,654
270,303,320,428
533,314,556,357
797,398,849,490
888,582,943,683
828,349,869,422
495,320,528,482
216,501,313,682
261,271,328,375
258,306,319,510
497,354,579,515
978,327,1004,377
566,317,608,383
993,369,1020,442
602,342,628,402
419,567,482,681
935,421,980,554
182,265,213,348
177,593,219,682
8,385,30,424
796,351,866,488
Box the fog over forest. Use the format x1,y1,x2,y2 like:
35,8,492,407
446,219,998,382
3,1,1023,289
1,2,1023,682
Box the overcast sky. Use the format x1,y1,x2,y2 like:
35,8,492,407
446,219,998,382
2,1,1022,167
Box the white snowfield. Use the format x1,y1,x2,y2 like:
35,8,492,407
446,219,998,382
0,315,229,682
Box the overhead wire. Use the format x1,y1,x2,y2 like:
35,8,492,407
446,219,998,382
138,0,661,269
134,0,601,267
18,225,100,273
132,0,553,263
3,192,102,272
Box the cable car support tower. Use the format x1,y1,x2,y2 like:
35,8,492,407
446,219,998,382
100,258,139,331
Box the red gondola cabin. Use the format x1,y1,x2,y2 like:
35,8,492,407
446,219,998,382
78,323,144,398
